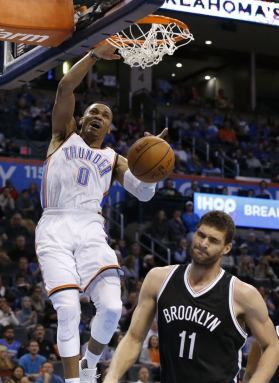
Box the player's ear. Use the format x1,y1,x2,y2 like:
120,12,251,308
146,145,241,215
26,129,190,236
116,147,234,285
79,117,84,127
223,242,232,256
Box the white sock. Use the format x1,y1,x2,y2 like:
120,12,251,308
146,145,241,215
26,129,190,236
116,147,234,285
84,348,101,369
65,378,80,383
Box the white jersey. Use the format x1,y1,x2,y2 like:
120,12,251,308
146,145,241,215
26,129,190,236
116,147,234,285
41,133,117,210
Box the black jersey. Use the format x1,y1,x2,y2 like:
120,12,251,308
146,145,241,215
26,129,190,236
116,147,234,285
157,264,247,383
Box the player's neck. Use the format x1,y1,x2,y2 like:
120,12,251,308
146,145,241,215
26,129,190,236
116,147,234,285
188,262,222,289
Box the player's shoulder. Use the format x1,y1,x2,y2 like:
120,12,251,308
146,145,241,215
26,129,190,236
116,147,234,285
233,277,262,307
144,265,177,295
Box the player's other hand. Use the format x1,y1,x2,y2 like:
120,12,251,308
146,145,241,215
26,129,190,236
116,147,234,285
93,42,121,60
144,128,168,139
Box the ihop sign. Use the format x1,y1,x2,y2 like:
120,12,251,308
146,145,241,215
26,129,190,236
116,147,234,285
194,193,279,230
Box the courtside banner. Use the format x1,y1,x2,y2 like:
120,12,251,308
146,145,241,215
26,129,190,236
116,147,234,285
162,0,279,27
194,192,279,230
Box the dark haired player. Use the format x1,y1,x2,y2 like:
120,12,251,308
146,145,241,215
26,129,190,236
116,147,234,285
104,211,279,383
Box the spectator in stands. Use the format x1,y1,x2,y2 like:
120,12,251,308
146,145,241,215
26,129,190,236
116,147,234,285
246,231,261,260
128,243,144,280
181,201,200,239
268,249,279,278
9,236,35,262
201,161,222,177
30,287,46,323
122,256,138,282
255,257,278,281
173,238,189,264
258,234,274,255
18,340,46,380
221,251,236,274
134,366,152,383
16,190,35,219
10,276,32,304
218,119,238,146
184,180,200,199
237,256,255,284
0,180,18,201
0,297,19,328
4,214,30,242
139,335,160,382
8,365,30,383
157,179,181,197
0,248,12,266
255,180,273,199
143,319,158,350
215,88,234,110
0,344,14,378
141,254,156,278
35,361,63,383
186,154,203,174
167,210,187,244
149,210,169,245
30,325,57,361
0,187,15,217
0,326,21,361
0,276,14,302
245,151,263,176
16,296,37,330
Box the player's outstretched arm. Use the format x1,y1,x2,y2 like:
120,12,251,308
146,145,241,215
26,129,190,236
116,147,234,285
52,43,120,140
236,280,279,383
103,268,163,383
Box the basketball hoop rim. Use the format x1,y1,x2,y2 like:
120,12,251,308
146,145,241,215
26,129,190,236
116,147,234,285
107,14,190,46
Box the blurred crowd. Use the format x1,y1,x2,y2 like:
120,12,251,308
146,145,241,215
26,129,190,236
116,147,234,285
0,176,278,382
0,83,279,182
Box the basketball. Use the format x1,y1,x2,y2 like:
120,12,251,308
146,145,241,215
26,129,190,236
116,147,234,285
127,136,175,183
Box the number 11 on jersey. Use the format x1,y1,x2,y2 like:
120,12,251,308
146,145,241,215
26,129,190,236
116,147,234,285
179,331,196,359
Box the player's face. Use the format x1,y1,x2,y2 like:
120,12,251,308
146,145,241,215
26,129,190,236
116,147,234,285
190,224,232,267
80,103,112,144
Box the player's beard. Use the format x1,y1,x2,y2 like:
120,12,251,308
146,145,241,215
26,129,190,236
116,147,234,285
190,246,222,268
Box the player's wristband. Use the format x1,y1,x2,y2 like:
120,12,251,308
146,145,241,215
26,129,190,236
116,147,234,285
89,50,101,61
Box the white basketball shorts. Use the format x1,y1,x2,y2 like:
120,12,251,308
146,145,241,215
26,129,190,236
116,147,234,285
35,208,121,296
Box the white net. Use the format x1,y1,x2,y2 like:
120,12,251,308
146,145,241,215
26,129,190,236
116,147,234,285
107,19,194,69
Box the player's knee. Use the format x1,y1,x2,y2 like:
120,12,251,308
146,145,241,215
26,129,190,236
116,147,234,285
57,305,81,342
101,298,122,327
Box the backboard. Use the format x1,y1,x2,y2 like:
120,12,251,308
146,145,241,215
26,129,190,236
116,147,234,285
0,0,164,89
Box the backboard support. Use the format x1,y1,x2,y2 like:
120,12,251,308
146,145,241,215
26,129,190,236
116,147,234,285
0,0,164,90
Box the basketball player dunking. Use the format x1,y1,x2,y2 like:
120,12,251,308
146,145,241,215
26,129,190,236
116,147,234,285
35,43,166,383
104,211,279,383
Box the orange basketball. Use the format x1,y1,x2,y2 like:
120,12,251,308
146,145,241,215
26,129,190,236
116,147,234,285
127,136,175,183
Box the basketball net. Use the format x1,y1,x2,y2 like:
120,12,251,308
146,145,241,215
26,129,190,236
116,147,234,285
106,15,194,69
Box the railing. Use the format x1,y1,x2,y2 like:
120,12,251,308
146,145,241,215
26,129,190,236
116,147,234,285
135,231,171,265
106,202,124,240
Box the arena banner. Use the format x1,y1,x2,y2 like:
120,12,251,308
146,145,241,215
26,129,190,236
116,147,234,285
194,192,279,230
162,0,279,27
0,157,278,204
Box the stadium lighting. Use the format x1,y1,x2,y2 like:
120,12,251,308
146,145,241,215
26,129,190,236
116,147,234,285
176,63,183,68
205,40,212,45
204,75,211,80
171,73,176,77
